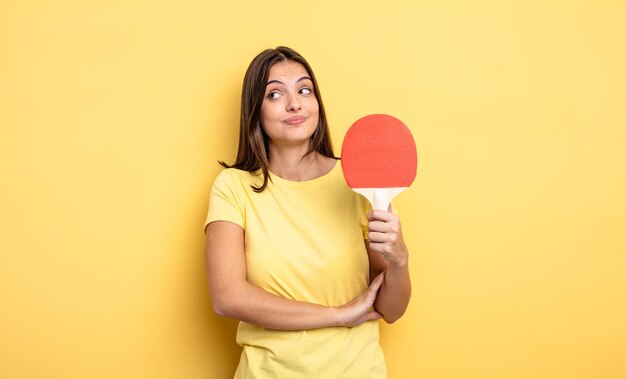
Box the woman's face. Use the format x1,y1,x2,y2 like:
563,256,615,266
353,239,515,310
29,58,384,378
260,60,319,150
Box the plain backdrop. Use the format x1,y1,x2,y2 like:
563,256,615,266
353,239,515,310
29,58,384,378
1,1,625,378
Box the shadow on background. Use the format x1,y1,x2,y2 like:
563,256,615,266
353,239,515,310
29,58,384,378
190,234,241,376
201,296,241,374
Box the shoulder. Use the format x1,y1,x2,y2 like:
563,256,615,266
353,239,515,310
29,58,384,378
214,168,261,187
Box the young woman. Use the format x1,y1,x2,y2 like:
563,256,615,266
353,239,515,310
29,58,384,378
204,46,411,378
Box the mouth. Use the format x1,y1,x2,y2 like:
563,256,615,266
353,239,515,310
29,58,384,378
284,116,307,126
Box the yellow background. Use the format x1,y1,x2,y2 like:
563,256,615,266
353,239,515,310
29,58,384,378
1,1,625,378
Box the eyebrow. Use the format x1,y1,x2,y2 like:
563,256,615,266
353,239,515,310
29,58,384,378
266,76,312,86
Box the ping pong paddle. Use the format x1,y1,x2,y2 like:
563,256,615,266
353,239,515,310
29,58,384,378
341,114,417,211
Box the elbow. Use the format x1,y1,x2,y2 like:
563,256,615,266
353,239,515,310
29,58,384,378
211,301,228,318
376,304,408,324
209,281,247,319
211,295,236,318
382,312,403,324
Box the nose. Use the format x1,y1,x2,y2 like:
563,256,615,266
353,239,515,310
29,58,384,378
286,94,301,111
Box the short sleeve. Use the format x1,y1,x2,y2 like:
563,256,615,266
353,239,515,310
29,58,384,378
358,196,372,239
204,170,246,232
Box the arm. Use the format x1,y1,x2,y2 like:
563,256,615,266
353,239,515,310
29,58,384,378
205,220,384,330
366,210,412,324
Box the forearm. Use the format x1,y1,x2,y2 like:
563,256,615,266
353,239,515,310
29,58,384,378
212,281,339,330
374,261,411,323
366,209,412,323
206,221,381,331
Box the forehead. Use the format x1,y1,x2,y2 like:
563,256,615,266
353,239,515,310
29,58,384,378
267,60,309,81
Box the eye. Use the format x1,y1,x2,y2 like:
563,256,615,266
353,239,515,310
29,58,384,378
267,91,281,101
299,87,312,95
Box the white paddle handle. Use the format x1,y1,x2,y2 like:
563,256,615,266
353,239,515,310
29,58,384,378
353,187,407,211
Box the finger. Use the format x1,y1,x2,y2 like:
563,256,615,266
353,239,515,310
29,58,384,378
363,311,383,322
367,210,399,222
362,274,385,307
367,231,391,243
367,220,396,233
349,311,382,327
370,272,385,290
368,241,392,255
364,273,384,300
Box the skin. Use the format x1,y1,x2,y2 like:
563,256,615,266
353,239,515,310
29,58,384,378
205,60,411,329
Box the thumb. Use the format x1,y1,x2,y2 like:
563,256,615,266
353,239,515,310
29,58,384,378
364,310,383,322
370,272,385,292
363,272,385,304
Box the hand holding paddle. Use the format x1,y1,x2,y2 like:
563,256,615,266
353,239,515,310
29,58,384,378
341,114,418,211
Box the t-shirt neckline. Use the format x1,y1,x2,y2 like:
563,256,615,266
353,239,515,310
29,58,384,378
268,160,339,187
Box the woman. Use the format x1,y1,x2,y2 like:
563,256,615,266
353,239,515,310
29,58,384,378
204,46,411,378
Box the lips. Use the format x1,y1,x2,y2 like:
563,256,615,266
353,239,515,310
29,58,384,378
284,116,307,125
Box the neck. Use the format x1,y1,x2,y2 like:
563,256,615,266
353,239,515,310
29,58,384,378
268,144,328,182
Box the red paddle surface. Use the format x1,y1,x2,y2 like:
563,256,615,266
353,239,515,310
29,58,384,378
341,114,417,188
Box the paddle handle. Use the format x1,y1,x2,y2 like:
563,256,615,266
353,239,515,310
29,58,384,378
353,187,407,211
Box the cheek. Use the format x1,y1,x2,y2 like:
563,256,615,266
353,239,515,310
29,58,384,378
259,106,280,138
259,105,272,128
308,98,320,115
261,102,280,121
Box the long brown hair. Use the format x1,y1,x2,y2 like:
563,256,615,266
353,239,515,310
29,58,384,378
220,46,336,192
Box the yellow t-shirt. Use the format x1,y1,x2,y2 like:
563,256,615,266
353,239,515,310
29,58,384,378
204,162,387,379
